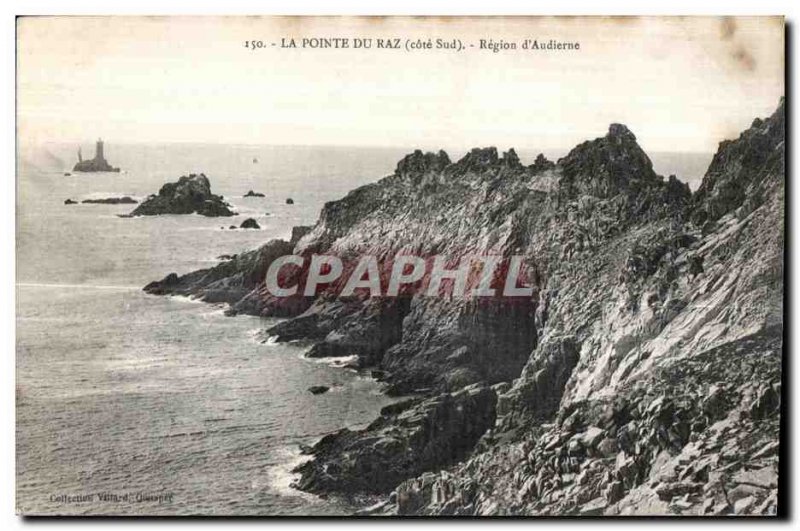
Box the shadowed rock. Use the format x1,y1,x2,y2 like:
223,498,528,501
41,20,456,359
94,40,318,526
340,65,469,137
130,174,235,217
293,384,498,495
81,196,138,205
141,101,784,515
240,218,260,229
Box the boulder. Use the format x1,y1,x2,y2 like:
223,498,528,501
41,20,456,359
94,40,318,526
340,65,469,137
239,218,260,229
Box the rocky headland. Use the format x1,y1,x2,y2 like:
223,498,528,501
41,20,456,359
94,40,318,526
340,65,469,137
144,99,784,515
130,174,235,217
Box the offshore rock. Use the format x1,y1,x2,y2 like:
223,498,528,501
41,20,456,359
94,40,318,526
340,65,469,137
239,218,260,229
81,196,138,204
130,174,235,217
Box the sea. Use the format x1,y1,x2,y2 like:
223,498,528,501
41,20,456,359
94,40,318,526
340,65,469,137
15,142,712,515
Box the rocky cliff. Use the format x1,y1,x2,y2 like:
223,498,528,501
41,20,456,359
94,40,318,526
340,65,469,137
130,174,235,217
144,99,784,515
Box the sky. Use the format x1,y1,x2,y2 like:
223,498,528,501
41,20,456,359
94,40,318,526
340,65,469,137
16,16,784,154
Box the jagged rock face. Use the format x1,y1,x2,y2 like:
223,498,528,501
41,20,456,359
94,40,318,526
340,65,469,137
558,124,659,200
693,97,785,224
530,153,556,174
395,149,451,182
263,145,546,395
392,328,781,516
131,174,235,217
380,298,537,395
143,239,293,305
293,384,497,495
141,100,783,514
381,101,784,516
496,335,580,424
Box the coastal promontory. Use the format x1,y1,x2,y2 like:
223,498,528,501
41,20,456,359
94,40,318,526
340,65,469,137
143,99,784,516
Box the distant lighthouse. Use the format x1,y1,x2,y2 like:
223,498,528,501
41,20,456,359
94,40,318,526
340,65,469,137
72,138,120,173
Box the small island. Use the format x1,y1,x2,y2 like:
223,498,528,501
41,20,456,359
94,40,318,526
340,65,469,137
129,174,235,217
73,139,120,173
82,197,138,205
239,218,260,229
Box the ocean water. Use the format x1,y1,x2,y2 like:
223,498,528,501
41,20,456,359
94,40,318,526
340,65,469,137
16,142,711,515
16,143,408,515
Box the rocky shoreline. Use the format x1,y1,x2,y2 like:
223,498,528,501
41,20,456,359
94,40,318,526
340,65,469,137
143,99,784,515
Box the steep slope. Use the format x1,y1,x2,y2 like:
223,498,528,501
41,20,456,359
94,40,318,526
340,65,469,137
386,99,784,516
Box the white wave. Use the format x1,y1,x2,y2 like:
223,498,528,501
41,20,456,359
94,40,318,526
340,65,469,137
265,446,316,501
301,352,359,368
262,335,281,346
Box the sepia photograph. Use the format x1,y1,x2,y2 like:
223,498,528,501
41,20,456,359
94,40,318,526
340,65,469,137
14,13,786,518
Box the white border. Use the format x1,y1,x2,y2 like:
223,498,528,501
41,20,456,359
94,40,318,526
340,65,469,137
4,1,797,530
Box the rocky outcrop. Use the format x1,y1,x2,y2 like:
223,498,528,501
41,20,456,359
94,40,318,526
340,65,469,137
81,196,138,204
381,102,784,516
692,97,785,225
293,384,497,495
391,328,781,516
64,199,77,205
130,174,235,217
240,218,260,229
73,159,119,172
143,100,784,515
244,190,265,197
143,239,293,305
530,153,556,174
290,225,312,245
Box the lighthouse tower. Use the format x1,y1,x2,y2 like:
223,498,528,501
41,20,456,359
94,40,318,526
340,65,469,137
96,138,105,161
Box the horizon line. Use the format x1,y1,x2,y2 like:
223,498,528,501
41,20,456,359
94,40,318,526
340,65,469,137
22,140,716,156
